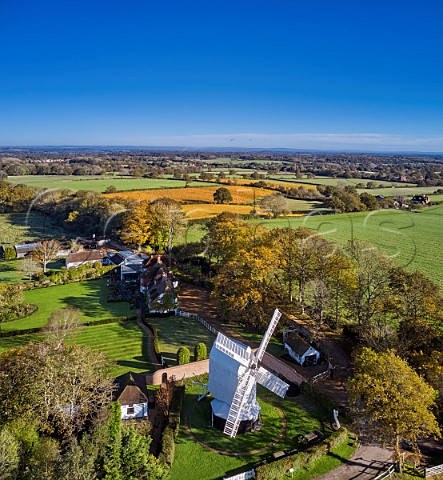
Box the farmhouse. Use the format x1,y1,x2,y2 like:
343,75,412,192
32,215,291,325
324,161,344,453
284,333,320,366
108,250,148,284
65,250,107,269
113,371,149,420
140,255,178,314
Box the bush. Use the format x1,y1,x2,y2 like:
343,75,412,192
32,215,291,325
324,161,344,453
158,426,175,466
194,342,207,361
255,429,349,480
3,246,16,260
177,346,190,365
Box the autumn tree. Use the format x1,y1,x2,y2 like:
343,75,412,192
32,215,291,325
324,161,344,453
150,198,187,256
213,187,233,204
33,240,60,273
0,342,113,439
213,245,282,328
260,193,289,218
21,255,39,280
349,348,440,471
120,201,155,248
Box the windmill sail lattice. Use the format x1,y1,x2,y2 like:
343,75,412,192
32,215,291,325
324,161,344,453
211,308,289,438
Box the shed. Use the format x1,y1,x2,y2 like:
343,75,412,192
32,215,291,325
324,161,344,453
284,333,320,366
14,242,39,258
113,372,149,420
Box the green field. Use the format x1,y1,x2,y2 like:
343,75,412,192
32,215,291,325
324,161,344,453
271,175,417,188
249,205,443,289
1,279,131,332
357,186,441,197
0,212,64,246
0,321,150,377
146,315,216,365
7,175,210,192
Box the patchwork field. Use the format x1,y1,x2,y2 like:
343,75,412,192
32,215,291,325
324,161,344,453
106,185,276,204
182,204,254,219
7,175,210,192
271,175,417,188
1,279,131,332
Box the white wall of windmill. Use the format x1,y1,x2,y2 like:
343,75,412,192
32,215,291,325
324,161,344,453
208,346,260,421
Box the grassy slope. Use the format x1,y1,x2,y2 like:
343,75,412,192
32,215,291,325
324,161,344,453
2,279,131,331
0,212,63,246
249,205,443,289
7,175,210,192
146,315,215,365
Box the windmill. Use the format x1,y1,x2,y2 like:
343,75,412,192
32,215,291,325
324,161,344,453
207,309,289,438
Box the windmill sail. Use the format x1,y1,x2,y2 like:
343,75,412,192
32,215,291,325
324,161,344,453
223,371,257,438
256,366,289,398
214,332,251,366
255,309,282,363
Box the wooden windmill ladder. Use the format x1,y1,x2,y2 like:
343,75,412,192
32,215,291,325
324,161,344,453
223,372,256,438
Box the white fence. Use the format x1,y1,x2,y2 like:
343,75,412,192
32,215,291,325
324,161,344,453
426,464,443,478
224,469,255,480
373,465,394,480
176,309,218,335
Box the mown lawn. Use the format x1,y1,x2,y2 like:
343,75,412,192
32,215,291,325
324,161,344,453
2,279,131,332
0,321,150,377
71,321,151,376
170,382,342,480
7,175,210,192
146,315,216,365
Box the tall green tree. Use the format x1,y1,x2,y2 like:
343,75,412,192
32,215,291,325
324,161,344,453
349,348,441,471
213,187,233,204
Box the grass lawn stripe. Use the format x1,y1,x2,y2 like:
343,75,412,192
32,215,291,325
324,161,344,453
2,279,131,332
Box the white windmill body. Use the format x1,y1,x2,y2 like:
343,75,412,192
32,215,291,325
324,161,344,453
207,309,289,437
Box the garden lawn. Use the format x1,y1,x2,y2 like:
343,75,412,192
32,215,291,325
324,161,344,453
146,315,216,365
71,321,151,376
249,205,443,289
2,279,131,332
7,175,210,192
170,382,337,480
0,260,26,283
0,321,150,377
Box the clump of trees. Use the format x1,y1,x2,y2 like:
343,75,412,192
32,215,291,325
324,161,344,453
0,322,170,479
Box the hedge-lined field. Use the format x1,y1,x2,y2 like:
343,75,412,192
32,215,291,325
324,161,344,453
106,185,275,204
182,204,254,219
2,279,131,332
146,315,215,365
7,175,210,192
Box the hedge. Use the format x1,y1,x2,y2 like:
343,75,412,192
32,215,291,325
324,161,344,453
177,346,190,365
158,385,185,467
255,428,349,480
194,342,207,361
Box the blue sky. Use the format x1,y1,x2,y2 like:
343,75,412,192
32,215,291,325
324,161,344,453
1,0,442,151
